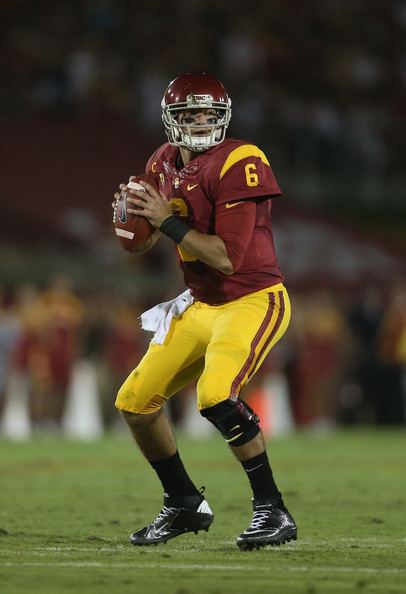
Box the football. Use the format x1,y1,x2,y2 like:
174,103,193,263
113,173,158,251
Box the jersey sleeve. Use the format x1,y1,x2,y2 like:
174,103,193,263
215,201,257,272
215,144,281,206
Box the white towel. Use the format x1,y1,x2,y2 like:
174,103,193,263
140,289,194,344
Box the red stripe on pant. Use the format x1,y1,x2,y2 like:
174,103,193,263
246,290,285,383
230,292,276,396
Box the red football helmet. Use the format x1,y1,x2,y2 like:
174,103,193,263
161,72,232,151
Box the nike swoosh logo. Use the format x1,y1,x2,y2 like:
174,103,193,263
149,522,170,537
225,201,245,209
187,183,199,191
246,463,264,473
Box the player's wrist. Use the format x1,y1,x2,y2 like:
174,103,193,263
159,215,190,244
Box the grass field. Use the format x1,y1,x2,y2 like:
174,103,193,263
1,429,405,594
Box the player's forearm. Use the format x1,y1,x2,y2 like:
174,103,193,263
180,230,234,275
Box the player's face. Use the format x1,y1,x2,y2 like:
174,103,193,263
177,109,219,135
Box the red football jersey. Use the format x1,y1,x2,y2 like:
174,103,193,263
146,138,284,305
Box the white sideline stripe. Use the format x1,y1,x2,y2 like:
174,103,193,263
0,562,405,574
32,539,406,552
115,229,134,239
0,539,402,555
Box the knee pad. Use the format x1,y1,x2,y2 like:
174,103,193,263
200,397,260,446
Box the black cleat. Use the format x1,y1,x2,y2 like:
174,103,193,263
236,498,297,550
130,490,214,546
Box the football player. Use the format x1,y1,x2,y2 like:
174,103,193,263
114,71,297,550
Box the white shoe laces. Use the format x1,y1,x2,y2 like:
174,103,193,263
150,505,176,527
249,509,272,530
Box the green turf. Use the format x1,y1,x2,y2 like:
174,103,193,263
1,429,405,594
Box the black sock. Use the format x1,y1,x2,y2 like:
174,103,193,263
241,451,282,503
150,451,199,499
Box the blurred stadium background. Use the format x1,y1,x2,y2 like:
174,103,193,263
0,0,405,440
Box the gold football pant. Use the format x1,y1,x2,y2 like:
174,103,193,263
115,283,291,414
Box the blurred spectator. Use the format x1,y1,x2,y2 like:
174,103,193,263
343,283,406,425
11,278,84,430
346,286,386,424
0,290,22,415
36,276,84,426
376,280,406,424
99,298,146,427
288,291,350,431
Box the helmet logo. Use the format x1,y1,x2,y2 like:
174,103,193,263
186,94,213,107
